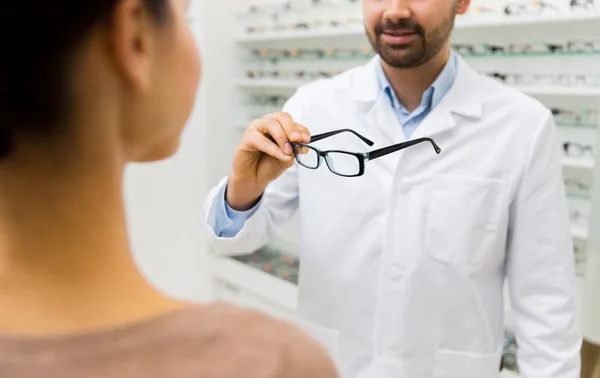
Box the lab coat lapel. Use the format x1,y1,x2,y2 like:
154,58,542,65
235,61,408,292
411,56,484,140
366,93,406,145
350,56,406,146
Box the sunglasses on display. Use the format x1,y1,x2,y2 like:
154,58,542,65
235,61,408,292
563,141,596,158
291,129,441,177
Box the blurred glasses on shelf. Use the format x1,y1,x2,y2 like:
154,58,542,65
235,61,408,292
570,208,589,227
246,69,341,80
251,46,373,62
453,40,600,56
575,245,586,278
565,178,592,192
502,332,519,373
246,17,362,34
503,1,559,16
248,94,289,108
244,0,360,15
551,108,598,126
563,141,596,158
570,0,597,10
488,72,600,87
292,129,441,177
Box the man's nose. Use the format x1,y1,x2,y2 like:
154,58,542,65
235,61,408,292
382,0,412,22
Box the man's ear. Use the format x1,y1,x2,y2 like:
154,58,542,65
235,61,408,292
456,0,472,15
106,0,155,91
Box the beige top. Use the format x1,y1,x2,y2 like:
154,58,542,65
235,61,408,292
0,304,337,378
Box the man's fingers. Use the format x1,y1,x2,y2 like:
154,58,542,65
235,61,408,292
295,123,311,143
264,112,304,144
254,117,292,155
248,130,293,162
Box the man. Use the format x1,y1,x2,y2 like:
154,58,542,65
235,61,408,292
203,0,582,377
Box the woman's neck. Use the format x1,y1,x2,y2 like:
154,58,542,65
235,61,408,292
0,147,180,337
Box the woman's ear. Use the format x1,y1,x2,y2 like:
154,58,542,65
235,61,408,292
456,0,472,15
106,0,156,91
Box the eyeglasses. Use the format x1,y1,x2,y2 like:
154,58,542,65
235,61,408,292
563,142,596,158
291,129,441,177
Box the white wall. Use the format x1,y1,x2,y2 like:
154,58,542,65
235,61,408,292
123,1,212,302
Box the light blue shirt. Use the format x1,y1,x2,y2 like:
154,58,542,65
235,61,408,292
376,53,458,138
210,54,458,237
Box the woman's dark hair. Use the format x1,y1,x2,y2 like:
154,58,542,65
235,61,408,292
0,1,168,159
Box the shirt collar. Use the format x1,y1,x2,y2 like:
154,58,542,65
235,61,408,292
376,52,458,113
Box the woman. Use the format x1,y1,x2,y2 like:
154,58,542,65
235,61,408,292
0,1,336,377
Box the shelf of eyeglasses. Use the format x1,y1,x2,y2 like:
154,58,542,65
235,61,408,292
248,47,374,62
236,78,600,97
457,50,600,58
575,245,588,278
488,73,600,88
231,246,300,285
235,78,319,89
236,13,600,42
237,0,360,17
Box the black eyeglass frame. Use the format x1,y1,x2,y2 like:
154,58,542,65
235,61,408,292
291,128,441,177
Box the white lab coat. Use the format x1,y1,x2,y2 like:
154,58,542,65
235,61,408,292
204,56,582,378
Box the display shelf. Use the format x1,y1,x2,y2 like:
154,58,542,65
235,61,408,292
235,79,308,89
562,156,596,170
500,370,520,378
236,79,600,97
514,86,600,97
236,13,600,42
572,224,590,241
211,255,299,311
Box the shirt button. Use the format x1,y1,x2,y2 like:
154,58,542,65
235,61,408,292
400,184,411,194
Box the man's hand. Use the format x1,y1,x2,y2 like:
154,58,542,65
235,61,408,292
226,112,310,210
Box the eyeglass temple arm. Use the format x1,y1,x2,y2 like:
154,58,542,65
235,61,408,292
310,129,374,146
367,138,441,161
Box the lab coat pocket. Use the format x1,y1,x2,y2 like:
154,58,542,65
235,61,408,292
426,175,507,267
294,316,340,367
433,348,503,378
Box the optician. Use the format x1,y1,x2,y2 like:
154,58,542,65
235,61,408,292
203,0,582,377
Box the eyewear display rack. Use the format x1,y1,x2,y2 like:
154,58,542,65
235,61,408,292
204,1,600,376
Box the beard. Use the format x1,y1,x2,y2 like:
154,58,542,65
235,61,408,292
366,7,456,68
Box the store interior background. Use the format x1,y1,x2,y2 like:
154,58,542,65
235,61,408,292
123,0,600,376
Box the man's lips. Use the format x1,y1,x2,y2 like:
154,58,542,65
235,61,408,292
381,30,420,43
